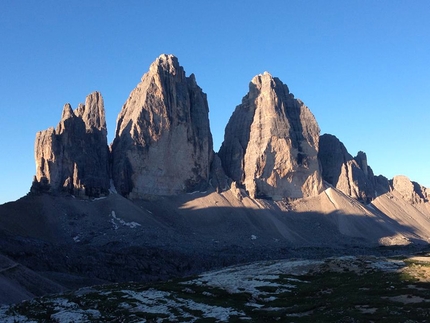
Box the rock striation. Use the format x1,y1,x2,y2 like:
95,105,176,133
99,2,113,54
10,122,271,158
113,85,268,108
218,72,323,199
318,134,389,202
32,92,110,197
111,54,213,197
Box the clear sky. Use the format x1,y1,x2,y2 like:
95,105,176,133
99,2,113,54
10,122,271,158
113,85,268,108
0,0,429,204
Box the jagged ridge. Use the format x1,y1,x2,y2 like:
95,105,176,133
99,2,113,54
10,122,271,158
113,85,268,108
30,54,429,207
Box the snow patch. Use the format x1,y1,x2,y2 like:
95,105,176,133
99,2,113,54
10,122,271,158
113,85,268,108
251,235,257,240
109,211,141,229
109,179,118,194
93,196,107,201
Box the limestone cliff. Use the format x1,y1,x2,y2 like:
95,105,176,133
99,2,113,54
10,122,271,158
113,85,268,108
392,175,429,204
318,133,389,202
32,92,110,197
218,72,323,199
111,54,213,197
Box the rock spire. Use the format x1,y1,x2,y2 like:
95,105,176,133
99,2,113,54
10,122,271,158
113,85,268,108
32,92,110,197
111,54,213,197
218,72,323,199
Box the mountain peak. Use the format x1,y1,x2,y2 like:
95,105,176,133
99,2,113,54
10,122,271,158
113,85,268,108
219,73,322,199
111,55,213,197
33,93,110,197
148,54,181,78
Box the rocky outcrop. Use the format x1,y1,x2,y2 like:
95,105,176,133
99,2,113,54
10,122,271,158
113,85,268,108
218,72,323,200
32,92,110,197
111,54,213,197
392,175,429,204
318,134,389,202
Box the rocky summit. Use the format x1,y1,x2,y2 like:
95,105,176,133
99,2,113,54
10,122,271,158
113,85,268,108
32,92,110,197
219,72,322,199
318,134,390,202
111,54,213,197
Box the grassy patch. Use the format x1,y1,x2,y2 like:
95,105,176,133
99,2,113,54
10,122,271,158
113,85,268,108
2,256,430,322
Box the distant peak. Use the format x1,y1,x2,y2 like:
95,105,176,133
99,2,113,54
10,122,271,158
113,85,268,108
149,54,180,76
251,71,273,83
249,72,291,95
61,103,75,120
157,53,177,61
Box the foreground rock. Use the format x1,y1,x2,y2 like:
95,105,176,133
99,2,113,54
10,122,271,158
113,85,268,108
219,72,323,200
111,54,213,197
32,92,110,197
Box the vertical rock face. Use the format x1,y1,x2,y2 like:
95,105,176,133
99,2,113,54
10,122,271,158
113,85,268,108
218,72,322,199
111,54,213,197
392,175,429,204
318,134,389,202
32,92,110,197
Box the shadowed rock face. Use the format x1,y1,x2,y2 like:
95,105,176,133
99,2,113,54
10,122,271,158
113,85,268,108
111,54,213,197
318,134,389,202
219,72,322,199
32,92,110,197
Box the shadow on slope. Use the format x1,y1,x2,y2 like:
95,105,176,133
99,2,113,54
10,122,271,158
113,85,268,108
0,189,429,305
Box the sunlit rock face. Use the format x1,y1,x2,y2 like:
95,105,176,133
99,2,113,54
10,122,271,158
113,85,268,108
33,92,110,197
318,134,390,203
392,175,429,204
218,72,323,200
111,54,213,198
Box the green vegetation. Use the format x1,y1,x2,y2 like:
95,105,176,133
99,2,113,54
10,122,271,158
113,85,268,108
1,257,430,322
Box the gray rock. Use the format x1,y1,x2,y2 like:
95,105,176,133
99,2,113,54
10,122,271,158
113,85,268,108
392,175,429,204
32,92,110,197
218,72,322,199
209,154,230,192
318,134,388,202
111,54,213,197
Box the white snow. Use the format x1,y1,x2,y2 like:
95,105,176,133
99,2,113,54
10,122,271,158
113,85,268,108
109,211,141,229
251,235,257,240
109,179,118,194
73,235,80,243
93,196,107,201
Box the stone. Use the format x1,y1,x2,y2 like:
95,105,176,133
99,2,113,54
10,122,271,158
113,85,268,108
111,54,213,197
392,175,429,204
209,154,230,193
318,134,389,202
32,92,110,197
218,72,322,199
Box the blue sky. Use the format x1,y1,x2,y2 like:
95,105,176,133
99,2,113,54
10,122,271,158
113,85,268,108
1,0,429,204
